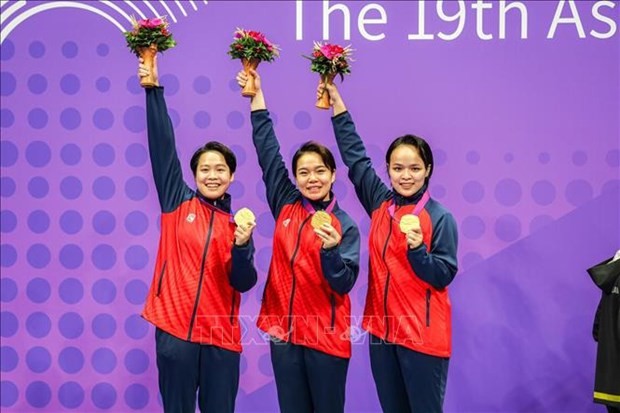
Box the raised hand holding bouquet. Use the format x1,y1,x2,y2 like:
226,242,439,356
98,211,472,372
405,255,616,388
228,28,279,97
305,42,352,109
124,16,176,87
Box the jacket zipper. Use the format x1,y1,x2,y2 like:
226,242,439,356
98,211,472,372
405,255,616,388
287,215,312,335
382,220,394,340
426,289,431,327
156,261,167,296
187,210,215,341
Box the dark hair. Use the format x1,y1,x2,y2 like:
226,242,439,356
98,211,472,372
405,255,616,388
291,141,337,175
385,134,434,183
190,141,237,176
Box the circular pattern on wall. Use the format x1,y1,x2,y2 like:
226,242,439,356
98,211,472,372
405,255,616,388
0,23,616,413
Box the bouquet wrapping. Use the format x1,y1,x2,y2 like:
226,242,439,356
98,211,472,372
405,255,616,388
124,16,176,87
305,42,353,109
228,28,279,97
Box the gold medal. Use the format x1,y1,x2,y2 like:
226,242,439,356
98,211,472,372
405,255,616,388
399,214,420,233
234,207,256,229
311,210,332,229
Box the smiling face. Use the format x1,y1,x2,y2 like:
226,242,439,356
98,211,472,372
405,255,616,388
194,150,234,200
388,144,431,197
294,152,336,202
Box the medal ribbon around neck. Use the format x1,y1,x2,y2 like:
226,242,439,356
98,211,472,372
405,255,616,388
303,197,337,229
387,191,430,219
302,196,337,215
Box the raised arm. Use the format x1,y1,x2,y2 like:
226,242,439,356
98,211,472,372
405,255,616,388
140,58,191,212
322,83,391,215
237,70,298,218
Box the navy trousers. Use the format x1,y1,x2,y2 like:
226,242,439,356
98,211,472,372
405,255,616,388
155,328,240,413
270,339,349,413
369,334,449,413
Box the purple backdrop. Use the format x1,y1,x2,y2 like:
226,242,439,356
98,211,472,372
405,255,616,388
1,1,618,412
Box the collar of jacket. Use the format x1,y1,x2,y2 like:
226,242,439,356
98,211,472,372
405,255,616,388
588,256,620,293
196,190,232,214
305,191,336,212
392,183,429,206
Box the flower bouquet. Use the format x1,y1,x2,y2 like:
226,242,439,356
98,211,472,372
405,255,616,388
228,28,279,97
304,42,353,109
124,16,176,87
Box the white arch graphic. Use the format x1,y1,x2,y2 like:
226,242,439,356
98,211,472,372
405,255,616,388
0,0,209,45
1,1,27,25
123,0,147,19
99,0,134,23
141,0,160,18
1,1,129,44
174,0,187,17
157,0,177,23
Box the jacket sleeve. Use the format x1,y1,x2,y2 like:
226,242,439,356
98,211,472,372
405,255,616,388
331,111,391,215
146,87,192,212
407,212,459,289
251,110,299,218
320,220,361,295
229,240,258,293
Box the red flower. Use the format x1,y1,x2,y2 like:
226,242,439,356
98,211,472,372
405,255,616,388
319,43,345,60
229,28,279,61
247,31,265,43
139,18,164,29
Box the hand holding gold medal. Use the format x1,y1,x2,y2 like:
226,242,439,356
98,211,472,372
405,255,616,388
312,211,341,249
400,214,424,249
234,207,256,229
233,208,256,246
399,214,420,234
311,211,332,229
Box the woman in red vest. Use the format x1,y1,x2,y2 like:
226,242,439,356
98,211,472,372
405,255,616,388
237,69,361,413
322,82,459,413
138,57,258,413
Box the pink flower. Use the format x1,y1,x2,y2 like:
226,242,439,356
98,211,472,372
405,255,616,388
319,43,345,60
139,18,163,29
229,28,279,60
